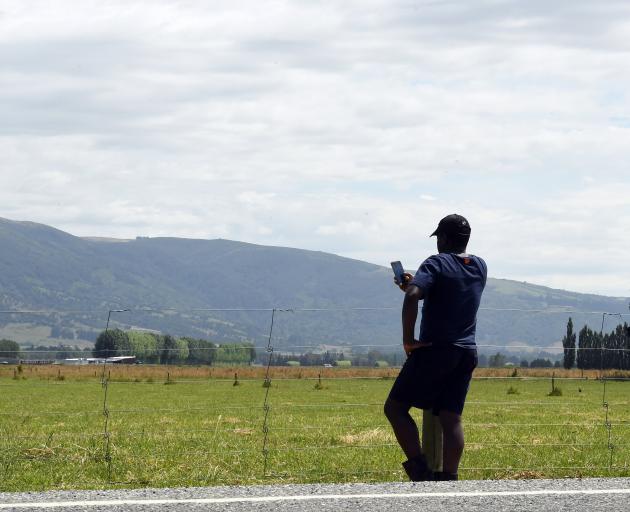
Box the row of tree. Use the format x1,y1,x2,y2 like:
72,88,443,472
486,352,561,368
93,329,256,365
272,349,406,367
0,339,21,360
562,318,630,369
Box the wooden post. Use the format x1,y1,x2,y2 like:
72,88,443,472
422,410,443,472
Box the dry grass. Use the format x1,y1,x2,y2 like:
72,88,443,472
338,428,393,445
474,367,611,379
0,363,624,382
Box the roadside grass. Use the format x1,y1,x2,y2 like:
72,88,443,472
0,364,623,382
1,367,628,491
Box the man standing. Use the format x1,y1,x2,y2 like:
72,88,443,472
384,214,487,482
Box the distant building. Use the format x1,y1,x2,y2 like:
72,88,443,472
87,356,136,365
60,358,90,366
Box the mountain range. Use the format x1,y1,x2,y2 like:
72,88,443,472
0,217,627,354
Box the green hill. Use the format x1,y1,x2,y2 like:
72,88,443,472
0,217,627,353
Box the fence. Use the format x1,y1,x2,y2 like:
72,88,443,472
0,306,629,491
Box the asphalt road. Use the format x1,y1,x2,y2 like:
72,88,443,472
1,478,629,512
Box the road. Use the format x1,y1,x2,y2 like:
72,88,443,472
1,478,629,511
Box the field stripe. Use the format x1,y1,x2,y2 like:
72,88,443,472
2,488,630,508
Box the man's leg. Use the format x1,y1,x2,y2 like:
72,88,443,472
434,347,476,479
384,397,433,481
438,409,464,476
384,397,421,460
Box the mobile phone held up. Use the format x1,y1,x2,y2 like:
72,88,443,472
390,261,405,284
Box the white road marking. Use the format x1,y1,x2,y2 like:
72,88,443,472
2,488,630,508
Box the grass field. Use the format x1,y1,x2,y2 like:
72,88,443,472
1,365,628,491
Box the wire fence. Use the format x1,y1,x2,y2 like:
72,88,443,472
0,306,629,491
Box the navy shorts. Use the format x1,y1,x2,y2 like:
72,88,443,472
387,345,477,415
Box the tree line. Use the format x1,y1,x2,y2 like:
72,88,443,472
562,317,630,370
1,333,257,366
272,349,406,367
93,329,256,365
0,339,21,360
486,352,562,368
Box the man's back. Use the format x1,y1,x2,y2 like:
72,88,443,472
385,213,485,482
411,252,487,348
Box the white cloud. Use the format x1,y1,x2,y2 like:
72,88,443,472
1,0,630,296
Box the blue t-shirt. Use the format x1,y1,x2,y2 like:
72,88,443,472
410,253,487,349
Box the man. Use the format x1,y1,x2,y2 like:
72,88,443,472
384,214,487,482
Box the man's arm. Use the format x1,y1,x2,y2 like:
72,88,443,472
402,284,425,354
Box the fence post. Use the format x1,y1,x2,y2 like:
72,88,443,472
422,410,443,472
607,418,614,470
261,309,276,476
99,308,124,484
101,361,112,482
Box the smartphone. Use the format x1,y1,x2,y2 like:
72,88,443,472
390,261,405,283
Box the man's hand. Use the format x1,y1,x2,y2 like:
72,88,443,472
403,340,432,357
394,272,414,291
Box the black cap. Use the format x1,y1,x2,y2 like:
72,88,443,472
430,214,471,238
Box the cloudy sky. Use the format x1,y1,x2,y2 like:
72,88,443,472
1,1,629,297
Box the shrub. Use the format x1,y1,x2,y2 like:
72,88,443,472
507,386,519,395
548,387,563,397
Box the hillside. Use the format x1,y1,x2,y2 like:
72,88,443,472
0,217,627,352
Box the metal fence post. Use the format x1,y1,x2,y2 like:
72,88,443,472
101,367,112,482
422,409,443,472
261,308,276,476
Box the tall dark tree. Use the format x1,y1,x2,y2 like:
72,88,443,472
607,323,630,370
0,339,20,360
184,337,217,365
93,329,129,358
562,317,576,369
488,352,507,367
624,323,630,370
577,325,590,369
158,334,179,364
577,322,629,370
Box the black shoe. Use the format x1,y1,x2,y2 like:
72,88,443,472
434,471,458,481
402,455,434,481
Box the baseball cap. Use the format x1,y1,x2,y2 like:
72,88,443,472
430,214,471,237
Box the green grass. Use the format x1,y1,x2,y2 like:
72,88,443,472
1,373,628,491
